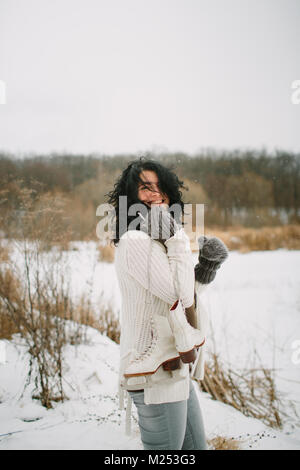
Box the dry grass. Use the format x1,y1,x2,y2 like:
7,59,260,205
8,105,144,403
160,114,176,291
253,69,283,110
0,312,19,339
207,435,243,450
98,243,115,263
195,350,296,429
79,305,120,344
189,224,300,252
0,243,18,339
96,224,300,256
0,242,10,263
67,293,120,344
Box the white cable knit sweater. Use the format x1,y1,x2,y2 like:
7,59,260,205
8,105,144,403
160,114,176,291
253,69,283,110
114,224,209,387
114,227,209,434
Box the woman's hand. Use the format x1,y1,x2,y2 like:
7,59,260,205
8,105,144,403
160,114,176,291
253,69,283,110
195,236,229,284
139,204,180,246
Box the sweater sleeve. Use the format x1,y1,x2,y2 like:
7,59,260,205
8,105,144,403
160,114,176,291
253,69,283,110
190,280,210,381
122,229,195,308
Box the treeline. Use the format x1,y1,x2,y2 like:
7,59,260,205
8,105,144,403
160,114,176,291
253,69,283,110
0,149,299,238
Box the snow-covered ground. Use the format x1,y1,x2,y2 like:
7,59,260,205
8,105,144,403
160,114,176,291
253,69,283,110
0,241,299,450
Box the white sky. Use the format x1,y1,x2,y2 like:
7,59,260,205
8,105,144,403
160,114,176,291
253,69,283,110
0,0,299,156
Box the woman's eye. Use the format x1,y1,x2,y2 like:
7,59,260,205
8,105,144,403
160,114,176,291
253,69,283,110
140,184,159,192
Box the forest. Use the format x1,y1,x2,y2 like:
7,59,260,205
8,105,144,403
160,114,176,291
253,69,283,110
0,149,299,242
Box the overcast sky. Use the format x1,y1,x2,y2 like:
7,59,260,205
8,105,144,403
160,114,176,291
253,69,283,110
0,0,299,156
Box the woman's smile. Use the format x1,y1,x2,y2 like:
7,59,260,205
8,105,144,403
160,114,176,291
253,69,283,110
137,170,170,207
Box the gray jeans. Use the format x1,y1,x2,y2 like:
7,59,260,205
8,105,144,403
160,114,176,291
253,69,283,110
129,381,207,450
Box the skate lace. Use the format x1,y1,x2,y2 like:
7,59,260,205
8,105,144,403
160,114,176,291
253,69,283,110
131,316,158,364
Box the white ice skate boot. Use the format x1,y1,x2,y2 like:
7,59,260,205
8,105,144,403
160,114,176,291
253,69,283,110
123,314,181,380
167,299,205,363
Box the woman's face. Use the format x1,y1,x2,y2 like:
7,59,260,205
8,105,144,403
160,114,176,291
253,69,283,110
137,170,170,208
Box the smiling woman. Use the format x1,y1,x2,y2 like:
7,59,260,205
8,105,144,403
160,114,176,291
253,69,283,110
137,170,170,208
106,157,208,450
106,157,187,245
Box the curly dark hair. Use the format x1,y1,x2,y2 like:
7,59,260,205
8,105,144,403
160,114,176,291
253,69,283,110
105,157,188,246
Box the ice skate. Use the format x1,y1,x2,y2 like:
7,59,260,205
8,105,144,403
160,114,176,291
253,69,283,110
168,299,205,363
123,314,181,379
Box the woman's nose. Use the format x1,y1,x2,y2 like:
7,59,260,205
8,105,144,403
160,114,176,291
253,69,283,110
146,188,160,197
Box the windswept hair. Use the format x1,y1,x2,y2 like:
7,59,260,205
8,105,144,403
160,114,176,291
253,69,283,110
105,157,187,246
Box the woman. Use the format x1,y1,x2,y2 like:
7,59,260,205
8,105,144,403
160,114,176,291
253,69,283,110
107,157,228,450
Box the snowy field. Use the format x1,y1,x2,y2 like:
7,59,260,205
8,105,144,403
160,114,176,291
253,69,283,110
0,241,300,450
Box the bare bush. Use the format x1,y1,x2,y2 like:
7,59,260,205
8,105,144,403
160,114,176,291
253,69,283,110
0,185,88,408
0,250,68,407
196,349,297,429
